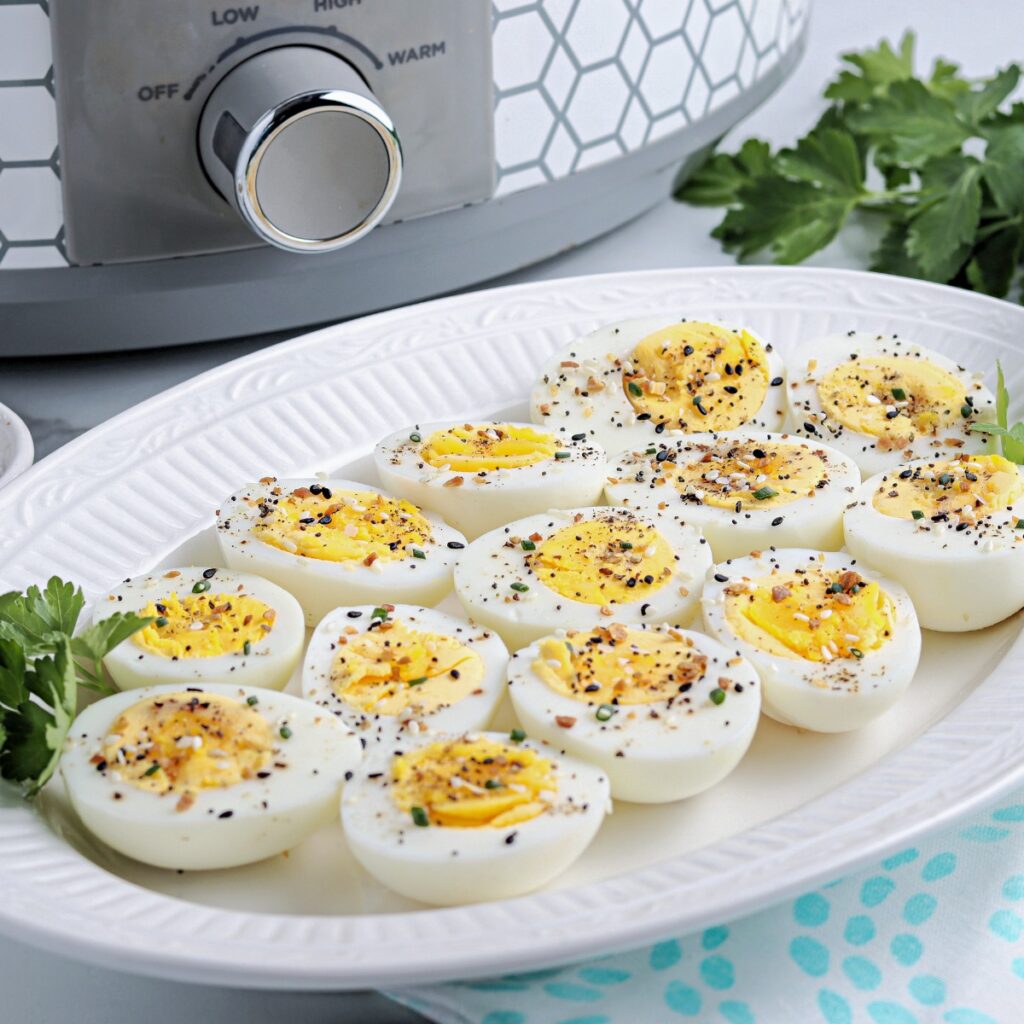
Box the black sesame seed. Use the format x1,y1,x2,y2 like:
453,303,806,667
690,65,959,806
447,541,465,550
770,376,783,387
202,568,217,579
714,573,729,583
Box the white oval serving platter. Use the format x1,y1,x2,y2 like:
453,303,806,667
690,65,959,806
0,267,1022,990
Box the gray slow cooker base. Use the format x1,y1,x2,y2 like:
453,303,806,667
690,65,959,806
0,44,803,357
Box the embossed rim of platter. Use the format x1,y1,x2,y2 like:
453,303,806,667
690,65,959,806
0,267,1022,990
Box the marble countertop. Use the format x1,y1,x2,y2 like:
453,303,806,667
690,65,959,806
2,2,1021,1021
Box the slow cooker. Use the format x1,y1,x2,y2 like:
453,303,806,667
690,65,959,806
0,0,808,354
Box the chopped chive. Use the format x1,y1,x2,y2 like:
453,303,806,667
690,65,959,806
411,806,429,827
371,606,389,620
520,539,536,551
411,547,426,559
510,728,526,743
554,451,571,460
828,582,843,594
850,647,864,659
279,725,293,739
409,432,422,443
645,447,657,456
192,580,211,594
694,396,708,415
753,486,778,501
912,509,925,521
628,381,643,397
891,387,907,401
484,778,503,790
961,404,973,418
709,688,726,705
155,616,169,628
143,763,161,777
511,582,529,593
595,704,616,722
243,641,252,656
938,473,954,486
246,695,259,706
619,541,633,550
1016,520,1024,531
407,676,428,687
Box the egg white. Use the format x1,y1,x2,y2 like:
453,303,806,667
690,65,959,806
604,431,861,562
529,317,786,456
374,420,607,539
507,624,761,802
341,730,609,905
61,683,362,871
98,567,305,692
786,332,997,476
454,505,713,651
301,604,508,743
216,477,466,626
844,459,1024,632
701,549,921,733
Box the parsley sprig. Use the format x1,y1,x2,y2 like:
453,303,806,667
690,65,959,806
677,32,1024,296
0,578,150,795
971,361,1024,463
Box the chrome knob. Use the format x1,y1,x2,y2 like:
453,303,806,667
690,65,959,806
198,46,402,254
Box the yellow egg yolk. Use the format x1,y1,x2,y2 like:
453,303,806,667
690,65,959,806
533,624,707,705
391,736,554,828
527,514,675,604
133,591,273,659
873,454,1024,524
100,691,272,798
331,618,483,715
724,568,894,662
420,424,559,471
624,322,770,431
253,485,431,565
664,440,830,511
817,355,968,440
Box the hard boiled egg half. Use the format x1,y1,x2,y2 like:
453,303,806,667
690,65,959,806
99,567,305,692
844,453,1024,631
302,603,508,742
374,421,607,539
341,731,609,905
787,332,997,476
217,477,466,626
605,432,860,562
701,549,921,732
454,505,712,650
61,683,361,870
508,622,760,802
530,318,786,455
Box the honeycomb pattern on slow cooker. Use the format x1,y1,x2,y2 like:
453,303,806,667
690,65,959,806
0,0,65,267
0,0,806,268
492,0,808,195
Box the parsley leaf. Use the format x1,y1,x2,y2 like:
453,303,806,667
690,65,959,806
905,153,982,280
0,636,75,794
710,127,866,264
845,79,969,168
823,31,915,103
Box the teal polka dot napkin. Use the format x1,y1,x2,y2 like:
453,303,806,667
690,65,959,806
389,796,1024,1024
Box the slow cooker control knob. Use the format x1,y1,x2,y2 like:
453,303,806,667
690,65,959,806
198,46,402,254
